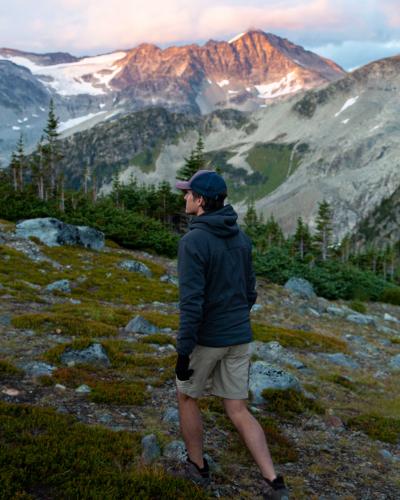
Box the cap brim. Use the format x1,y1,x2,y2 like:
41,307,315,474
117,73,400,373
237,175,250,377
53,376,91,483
175,181,190,190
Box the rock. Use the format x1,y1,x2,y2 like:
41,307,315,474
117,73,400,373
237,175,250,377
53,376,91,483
376,324,398,335
162,407,180,425
75,384,91,394
383,313,399,323
249,361,302,404
284,277,316,299
251,341,305,369
325,415,344,428
389,354,400,370
118,260,152,277
379,449,400,462
21,361,56,377
55,384,66,391
45,279,71,293
327,306,350,317
60,343,111,367
124,315,159,335
16,217,104,250
307,307,321,317
163,440,186,461
321,353,359,370
346,313,375,325
2,388,20,396
141,434,161,463
251,304,263,313
0,314,12,326
160,274,178,286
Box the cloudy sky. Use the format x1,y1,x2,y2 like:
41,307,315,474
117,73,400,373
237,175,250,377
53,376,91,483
1,0,399,70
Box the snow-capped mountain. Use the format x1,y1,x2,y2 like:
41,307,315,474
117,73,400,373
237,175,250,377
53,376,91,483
0,30,345,163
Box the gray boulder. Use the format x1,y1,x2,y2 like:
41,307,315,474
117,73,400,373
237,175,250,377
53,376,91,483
141,434,161,463
249,361,301,404
284,277,316,300
124,315,159,335
163,440,186,461
118,260,152,277
346,313,375,325
160,274,178,286
45,279,71,293
60,343,111,367
321,353,359,370
75,384,91,394
21,361,56,377
327,306,351,317
251,341,305,369
389,354,400,370
16,218,104,250
383,313,399,324
162,407,180,425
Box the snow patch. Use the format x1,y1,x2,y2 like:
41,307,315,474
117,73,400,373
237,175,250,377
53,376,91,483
12,126,20,130
341,119,350,124
58,111,106,132
31,113,39,118
228,90,238,94
370,124,382,132
0,51,126,96
335,96,359,117
228,32,246,44
207,79,212,84
99,103,106,109
255,72,302,99
246,87,251,92
217,79,230,87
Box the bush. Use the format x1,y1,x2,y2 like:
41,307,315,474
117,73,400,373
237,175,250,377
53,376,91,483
347,414,400,443
379,287,400,305
349,300,367,314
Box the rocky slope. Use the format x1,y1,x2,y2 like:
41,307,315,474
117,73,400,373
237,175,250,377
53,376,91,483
0,30,344,162
0,219,399,498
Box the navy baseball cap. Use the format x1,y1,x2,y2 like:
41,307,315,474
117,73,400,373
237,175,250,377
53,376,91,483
175,170,227,199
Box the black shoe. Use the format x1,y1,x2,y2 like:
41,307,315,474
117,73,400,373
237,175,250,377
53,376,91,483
262,475,289,500
182,456,210,487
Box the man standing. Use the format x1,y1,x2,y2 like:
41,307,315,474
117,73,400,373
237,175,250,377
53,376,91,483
175,170,289,500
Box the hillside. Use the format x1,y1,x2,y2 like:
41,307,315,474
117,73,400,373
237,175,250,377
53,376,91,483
0,219,399,497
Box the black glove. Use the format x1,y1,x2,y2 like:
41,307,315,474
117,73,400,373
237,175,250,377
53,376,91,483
175,354,194,381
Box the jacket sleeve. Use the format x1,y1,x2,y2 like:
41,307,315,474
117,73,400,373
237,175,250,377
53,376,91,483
177,236,206,355
247,247,257,310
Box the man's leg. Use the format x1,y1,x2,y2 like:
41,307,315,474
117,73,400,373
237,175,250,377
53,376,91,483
177,389,204,468
223,398,276,481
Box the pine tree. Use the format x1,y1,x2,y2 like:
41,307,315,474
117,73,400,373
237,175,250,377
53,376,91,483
43,99,63,197
15,134,27,191
264,214,285,248
243,202,259,240
293,216,312,260
176,135,207,180
31,137,46,200
9,152,19,192
313,200,333,261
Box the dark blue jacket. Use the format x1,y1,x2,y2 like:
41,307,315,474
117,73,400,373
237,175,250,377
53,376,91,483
177,204,257,355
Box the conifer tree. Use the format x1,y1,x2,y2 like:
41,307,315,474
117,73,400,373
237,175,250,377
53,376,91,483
15,134,27,191
43,99,63,197
176,135,207,180
313,200,333,261
264,214,285,248
293,216,312,260
243,202,259,240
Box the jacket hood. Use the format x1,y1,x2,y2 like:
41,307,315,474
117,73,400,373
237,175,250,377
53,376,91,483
189,204,239,238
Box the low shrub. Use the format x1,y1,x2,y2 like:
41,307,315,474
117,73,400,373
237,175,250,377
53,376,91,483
349,300,367,314
261,389,324,418
347,413,400,443
0,359,23,377
379,287,400,306
0,401,208,499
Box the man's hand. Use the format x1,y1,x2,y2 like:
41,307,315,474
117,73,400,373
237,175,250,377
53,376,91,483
175,354,194,381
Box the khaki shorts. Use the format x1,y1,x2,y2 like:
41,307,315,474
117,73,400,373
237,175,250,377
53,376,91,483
176,343,251,399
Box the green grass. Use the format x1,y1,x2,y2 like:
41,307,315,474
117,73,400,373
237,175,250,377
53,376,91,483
252,323,347,352
12,313,118,337
139,334,176,345
261,389,324,418
130,144,162,173
347,414,400,444
0,401,208,499
0,359,23,377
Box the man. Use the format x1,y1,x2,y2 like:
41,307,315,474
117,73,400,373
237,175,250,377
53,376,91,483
174,170,289,500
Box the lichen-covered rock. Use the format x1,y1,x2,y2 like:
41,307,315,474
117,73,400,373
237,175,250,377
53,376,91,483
45,279,71,293
284,277,316,299
320,353,360,370
160,274,178,286
163,440,186,461
346,313,375,326
60,343,111,367
389,354,400,370
16,217,104,250
141,434,161,464
162,407,180,425
124,315,159,335
118,260,152,277
21,361,56,377
249,361,301,404
251,341,305,369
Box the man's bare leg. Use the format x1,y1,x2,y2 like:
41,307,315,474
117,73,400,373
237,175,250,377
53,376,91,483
177,389,204,468
223,398,276,481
